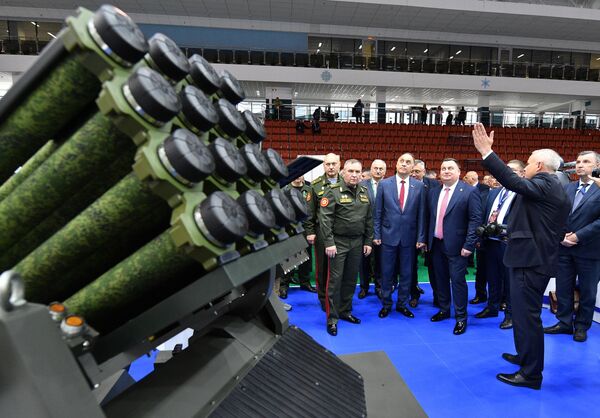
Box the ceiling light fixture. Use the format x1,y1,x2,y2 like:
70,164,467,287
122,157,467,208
449,56,454,60
456,50,462,55
256,90,260,95
30,21,39,27
596,57,600,61
517,53,524,59
423,48,428,53
47,32,56,39
390,46,396,51
316,49,320,53
358,44,362,50
318,42,322,47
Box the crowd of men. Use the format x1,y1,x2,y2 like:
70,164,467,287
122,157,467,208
280,124,600,390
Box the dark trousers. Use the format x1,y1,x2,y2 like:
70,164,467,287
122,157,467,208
431,239,468,321
424,250,437,304
326,236,363,324
410,251,420,300
556,254,600,331
360,244,381,291
314,235,328,309
474,248,487,298
484,240,511,317
381,243,415,309
281,244,313,288
509,267,549,379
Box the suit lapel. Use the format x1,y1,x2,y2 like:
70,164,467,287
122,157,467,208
390,177,399,210
444,182,463,217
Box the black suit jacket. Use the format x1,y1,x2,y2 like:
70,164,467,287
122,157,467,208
482,152,570,277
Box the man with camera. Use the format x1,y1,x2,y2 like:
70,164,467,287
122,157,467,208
474,160,525,330
472,123,570,390
544,151,600,343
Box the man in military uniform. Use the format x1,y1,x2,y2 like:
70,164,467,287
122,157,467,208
280,175,317,298
318,159,374,336
305,153,342,310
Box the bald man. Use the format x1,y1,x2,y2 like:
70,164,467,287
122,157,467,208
305,153,342,310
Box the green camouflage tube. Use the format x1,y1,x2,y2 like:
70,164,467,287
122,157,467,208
63,231,193,333
50,204,171,302
14,173,167,303
0,57,100,183
0,151,135,271
0,5,148,183
0,113,134,254
0,140,57,203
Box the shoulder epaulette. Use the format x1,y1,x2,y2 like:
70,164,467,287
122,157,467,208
330,183,341,189
312,177,324,185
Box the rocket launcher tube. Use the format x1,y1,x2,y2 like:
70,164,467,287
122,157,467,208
0,140,57,203
0,5,147,183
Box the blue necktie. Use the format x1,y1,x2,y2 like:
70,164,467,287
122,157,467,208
572,183,589,212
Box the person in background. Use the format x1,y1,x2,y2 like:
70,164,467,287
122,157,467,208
280,176,317,299
544,151,600,343
457,106,467,125
305,154,342,312
436,105,444,125
374,154,427,319
426,158,482,335
420,104,428,125
353,99,364,123
313,106,322,121
273,96,281,120
446,111,454,126
361,168,371,182
426,170,437,180
359,159,386,299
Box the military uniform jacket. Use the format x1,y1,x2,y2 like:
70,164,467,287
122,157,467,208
317,181,374,248
304,174,341,235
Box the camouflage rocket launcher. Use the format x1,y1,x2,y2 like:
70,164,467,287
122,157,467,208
0,5,342,418
0,5,148,183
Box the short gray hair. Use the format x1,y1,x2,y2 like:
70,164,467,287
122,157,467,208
414,159,425,169
532,149,562,172
344,158,362,169
578,150,600,163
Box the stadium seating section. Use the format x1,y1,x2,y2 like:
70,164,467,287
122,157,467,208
264,120,599,176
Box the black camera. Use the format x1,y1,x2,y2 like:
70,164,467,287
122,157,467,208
592,168,600,178
476,222,506,238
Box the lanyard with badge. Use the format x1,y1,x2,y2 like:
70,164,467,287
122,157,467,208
488,189,509,223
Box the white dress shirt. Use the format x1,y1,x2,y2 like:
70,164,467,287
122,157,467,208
487,188,517,225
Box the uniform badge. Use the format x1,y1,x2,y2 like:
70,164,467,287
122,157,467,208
320,197,330,207
306,192,312,202
359,195,369,203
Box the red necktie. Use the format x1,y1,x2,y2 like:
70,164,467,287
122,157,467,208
399,180,406,211
435,187,450,239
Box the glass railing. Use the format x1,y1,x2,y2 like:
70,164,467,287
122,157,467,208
2,38,598,82
178,47,599,82
241,102,600,129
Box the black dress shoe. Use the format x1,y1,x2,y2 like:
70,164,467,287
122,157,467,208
417,285,425,294
499,318,513,329
378,308,391,318
543,323,573,335
499,302,507,311
501,353,521,365
430,311,451,322
340,314,361,324
300,284,317,293
453,321,467,335
396,306,415,318
279,287,288,299
327,323,337,336
469,295,487,304
409,298,419,308
574,329,587,342
357,288,368,299
496,371,541,390
475,307,499,319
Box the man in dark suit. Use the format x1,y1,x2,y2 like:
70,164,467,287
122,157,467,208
472,123,570,390
475,160,525,330
426,158,482,335
358,159,386,299
374,153,427,318
469,174,491,304
544,151,600,343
